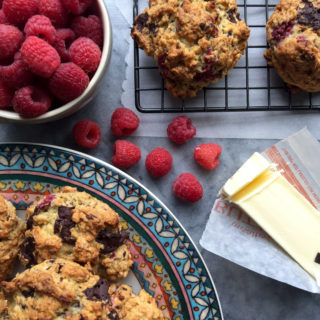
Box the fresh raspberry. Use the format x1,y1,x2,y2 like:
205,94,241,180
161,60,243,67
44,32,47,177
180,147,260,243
12,85,52,118
53,28,75,61
63,0,93,15
2,0,39,26
172,173,203,202
21,36,61,78
145,147,173,178
49,62,89,102
72,120,101,149
112,140,141,169
24,15,57,44
0,24,23,60
194,143,222,170
71,15,103,46
111,108,140,137
0,80,13,109
38,0,68,28
0,52,34,88
0,10,8,24
69,37,101,73
167,116,196,144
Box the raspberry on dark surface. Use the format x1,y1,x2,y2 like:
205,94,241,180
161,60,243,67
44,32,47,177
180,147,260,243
13,85,52,118
38,0,68,28
145,147,173,178
194,143,222,170
0,80,13,109
0,52,35,88
0,24,23,60
111,107,140,137
53,28,75,61
172,173,203,202
271,20,295,42
24,15,57,44
112,140,141,168
2,0,39,26
69,37,101,73
167,115,196,144
21,36,61,78
63,0,93,15
72,120,101,149
49,62,89,102
71,15,103,46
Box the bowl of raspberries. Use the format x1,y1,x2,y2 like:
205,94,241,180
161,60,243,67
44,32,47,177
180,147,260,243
0,0,111,123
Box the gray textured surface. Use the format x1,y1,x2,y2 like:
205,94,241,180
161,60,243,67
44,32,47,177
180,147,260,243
1,1,320,319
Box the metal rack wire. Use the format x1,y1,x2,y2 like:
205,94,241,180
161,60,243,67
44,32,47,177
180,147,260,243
133,0,320,112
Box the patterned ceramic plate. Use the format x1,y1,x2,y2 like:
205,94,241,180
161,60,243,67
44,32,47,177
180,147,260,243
0,144,223,320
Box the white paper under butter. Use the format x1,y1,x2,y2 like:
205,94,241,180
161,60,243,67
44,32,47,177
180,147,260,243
201,128,320,293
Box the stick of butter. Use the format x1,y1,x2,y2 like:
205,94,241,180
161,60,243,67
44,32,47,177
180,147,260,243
220,152,320,281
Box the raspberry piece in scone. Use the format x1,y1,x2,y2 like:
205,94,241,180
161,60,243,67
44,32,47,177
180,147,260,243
2,0,39,26
112,140,141,168
0,80,13,109
172,173,203,202
13,85,52,118
38,0,68,28
0,24,23,60
20,36,61,78
71,15,103,46
69,37,101,73
24,15,57,44
49,62,89,102
63,0,93,15
145,147,173,178
72,120,101,149
53,28,75,61
111,107,140,137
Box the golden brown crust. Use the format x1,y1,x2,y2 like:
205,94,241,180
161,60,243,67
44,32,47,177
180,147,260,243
19,187,133,280
0,196,25,281
265,0,320,92
131,0,250,99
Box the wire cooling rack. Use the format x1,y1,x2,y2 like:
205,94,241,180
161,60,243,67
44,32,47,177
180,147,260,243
133,0,320,112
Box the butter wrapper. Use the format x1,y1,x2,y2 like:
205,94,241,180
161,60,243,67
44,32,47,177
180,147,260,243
200,128,320,293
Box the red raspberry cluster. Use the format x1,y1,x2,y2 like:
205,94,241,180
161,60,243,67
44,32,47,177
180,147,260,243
0,0,103,118
72,110,222,203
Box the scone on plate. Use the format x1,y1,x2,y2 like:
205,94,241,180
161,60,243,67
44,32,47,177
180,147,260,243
19,186,133,280
0,259,164,320
131,0,250,99
265,0,320,92
0,196,25,281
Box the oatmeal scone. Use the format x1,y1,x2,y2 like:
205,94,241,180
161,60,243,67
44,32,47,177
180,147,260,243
0,259,164,320
19,186,133,280
265,0,320,92
131,0,250,99
0,196,25,281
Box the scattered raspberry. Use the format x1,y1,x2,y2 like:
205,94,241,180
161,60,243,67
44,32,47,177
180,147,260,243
49,62,89,102
172,173,203,202
38,0,68,28
71,15,103,46
53,28,75,61
0,80,13,109
111,107,140,137
69,37,101,73
2,0,39,26
0,10,8,24
72,120,101,148
0,52,34,88
0,24,23,60
12,85,52,118
112,140,141,168
167,116,196,144
21,36,61,78
145,147,173,178
63,0,93,15
24,15,57,44
194,143,222,170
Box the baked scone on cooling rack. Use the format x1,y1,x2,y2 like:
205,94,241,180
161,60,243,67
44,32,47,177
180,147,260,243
0,259,164,320
19,186,133,280
131,0,250,99
265,0,320,92
0,196,25,281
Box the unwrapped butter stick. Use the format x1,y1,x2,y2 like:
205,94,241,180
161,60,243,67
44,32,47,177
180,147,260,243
220,152,320,281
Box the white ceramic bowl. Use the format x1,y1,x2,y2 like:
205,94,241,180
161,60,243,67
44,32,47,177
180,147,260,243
0,0,112,124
